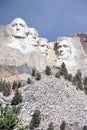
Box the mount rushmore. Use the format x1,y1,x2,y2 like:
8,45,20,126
0,18,87,81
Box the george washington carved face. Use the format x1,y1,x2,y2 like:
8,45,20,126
11,18,29,38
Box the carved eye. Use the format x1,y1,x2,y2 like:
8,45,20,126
19,24,25,27
12,23,17,27
33,37,36,39
29,33,32,35
41,45,45,47
58,45,61,48
63,45,67,47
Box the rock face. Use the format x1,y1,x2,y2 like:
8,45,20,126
0,18,87,80
0,19,87,130
0,18,49,81
20,75,87,130
54,36,87,76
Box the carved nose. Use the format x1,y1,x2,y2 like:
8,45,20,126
16,28,20,31
16,25,20,31
60,50,63,53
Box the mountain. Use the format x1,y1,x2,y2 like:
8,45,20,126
0,18,87,81
0,18,87,130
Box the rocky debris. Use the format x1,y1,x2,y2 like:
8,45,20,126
19,74,87,130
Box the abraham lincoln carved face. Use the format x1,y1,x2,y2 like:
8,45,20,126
55,40,75,60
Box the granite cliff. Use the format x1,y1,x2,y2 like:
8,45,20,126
0,18,87,130
0,18,87,81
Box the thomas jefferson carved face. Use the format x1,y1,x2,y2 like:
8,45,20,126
11,18,29,38
29,28,38,39
57,40,72,60
28,28,39,46
39,38,48,57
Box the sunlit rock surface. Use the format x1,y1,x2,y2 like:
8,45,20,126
0,18,49,81
54,35,87,76
0,18,87,80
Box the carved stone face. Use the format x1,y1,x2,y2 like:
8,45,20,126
29,28,38,39
57,40,72,60
28,28,39,46
39,38,48,57
11,18,28,38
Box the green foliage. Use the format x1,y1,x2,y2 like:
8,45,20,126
76,80,83,90
72,76,77,86
83,76,87,94
3,83,11,96
0,80,3,91
29,110,41,130
35,73,41,80
0,104,19,130
27,77,32,84
83,125,87,130
83,77,87,87
55,71,60,78
18,81,22,88
12,81,22,90
12,81,18,90
73,69,83,90
60,62,68,79
12,105,21,115
47,122,54,130
45,66,51,75
17,125,29,130
0,80,11,96
11,89,22,105
60,121,66,130
84,85,87,95
32,68,36,77
67,74,72,81
75,69,82,81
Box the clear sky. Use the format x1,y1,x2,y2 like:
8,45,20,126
0,0,87,42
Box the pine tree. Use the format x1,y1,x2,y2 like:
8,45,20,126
11,89,22,105
55,71,60,78
3,81,11,96
30,110,41,130
73,69,83,90
32,68,36,77
83,125,87,130
60,62,68,79
45,66,51,75
83,76,87,87
27,77,32,84
35,73,41,80
60,121,66,130
67,74,72,81
47,122,54,130
18,81,22,88
0,104,19,130
12,81,18,90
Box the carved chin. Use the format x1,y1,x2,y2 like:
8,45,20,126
60,54,70,60
12,32,27,38
42,53,48,57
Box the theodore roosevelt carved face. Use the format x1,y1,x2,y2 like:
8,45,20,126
11,18,29,38
39,38,48,57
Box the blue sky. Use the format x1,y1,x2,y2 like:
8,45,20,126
0,0,87,41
